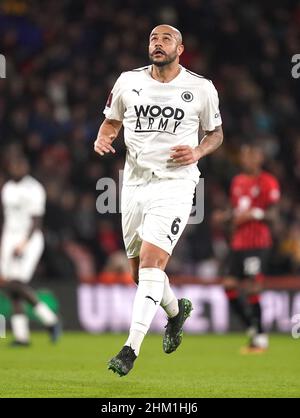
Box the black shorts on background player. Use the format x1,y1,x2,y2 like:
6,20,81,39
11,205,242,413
227,248,270,280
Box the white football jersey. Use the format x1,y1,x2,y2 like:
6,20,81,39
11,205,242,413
1,175,46,239
103,65,222,185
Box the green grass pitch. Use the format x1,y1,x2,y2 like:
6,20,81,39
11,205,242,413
0,332,299,398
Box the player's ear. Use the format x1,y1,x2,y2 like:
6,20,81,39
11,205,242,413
177,44,184,57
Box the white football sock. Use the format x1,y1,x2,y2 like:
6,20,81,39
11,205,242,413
125,267,165,355
160,272,179,318
124,329,145,355
34,302,57,327
11,314,30,343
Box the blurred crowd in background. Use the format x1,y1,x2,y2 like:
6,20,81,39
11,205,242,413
0,0,300,282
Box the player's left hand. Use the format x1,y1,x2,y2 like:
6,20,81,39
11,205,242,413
168,146,201,166
13,241,27,257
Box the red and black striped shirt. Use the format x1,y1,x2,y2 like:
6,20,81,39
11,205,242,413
230,171,280,250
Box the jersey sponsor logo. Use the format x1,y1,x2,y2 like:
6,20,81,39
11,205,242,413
181,91,193,102
134,105,184,135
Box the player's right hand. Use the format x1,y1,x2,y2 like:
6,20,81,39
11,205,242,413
94,134,116,156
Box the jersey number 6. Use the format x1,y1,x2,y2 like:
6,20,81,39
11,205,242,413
171,217,181,235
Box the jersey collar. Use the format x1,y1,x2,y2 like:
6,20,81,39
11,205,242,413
147,64,184,84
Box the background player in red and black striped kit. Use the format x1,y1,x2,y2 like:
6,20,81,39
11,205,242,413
215,143,280,352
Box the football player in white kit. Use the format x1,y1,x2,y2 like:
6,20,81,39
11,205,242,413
94,25,223,376
0,155,61,346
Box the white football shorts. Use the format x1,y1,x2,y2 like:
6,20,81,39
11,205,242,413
121,177,196,258
0,231,44,283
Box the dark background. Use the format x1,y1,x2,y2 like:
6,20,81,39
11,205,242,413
0,0,300,284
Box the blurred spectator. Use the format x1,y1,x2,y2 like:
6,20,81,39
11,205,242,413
280,223,300,273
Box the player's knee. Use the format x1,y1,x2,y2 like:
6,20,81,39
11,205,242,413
139,255,166,270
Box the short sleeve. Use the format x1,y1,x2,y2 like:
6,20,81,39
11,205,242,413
29,184,46,216
103,74,125,121
199,81,222,131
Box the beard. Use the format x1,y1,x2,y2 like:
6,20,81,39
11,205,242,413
149,51,177,67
